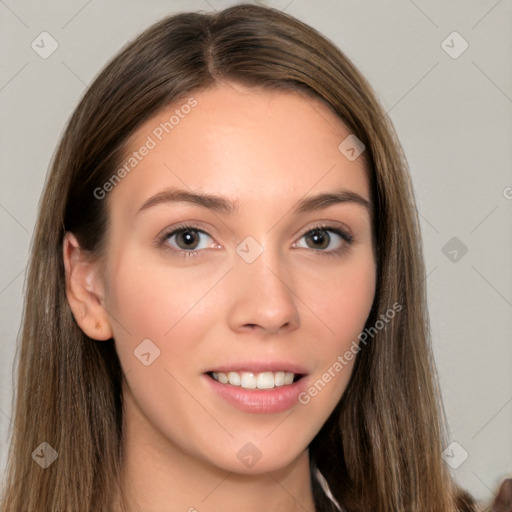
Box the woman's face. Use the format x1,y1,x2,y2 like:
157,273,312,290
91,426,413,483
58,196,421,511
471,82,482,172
99,82,376,474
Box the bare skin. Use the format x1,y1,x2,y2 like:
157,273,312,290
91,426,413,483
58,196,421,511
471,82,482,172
63,81,376,512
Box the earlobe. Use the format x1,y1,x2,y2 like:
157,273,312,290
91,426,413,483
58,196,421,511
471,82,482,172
63,232,113,341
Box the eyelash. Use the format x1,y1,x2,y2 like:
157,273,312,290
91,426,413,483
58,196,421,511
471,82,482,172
156,222,353,260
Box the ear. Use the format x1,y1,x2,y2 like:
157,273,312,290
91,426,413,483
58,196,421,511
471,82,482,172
63,232,113,341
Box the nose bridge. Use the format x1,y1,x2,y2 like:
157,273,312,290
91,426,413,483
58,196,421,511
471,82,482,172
227,233,300,333
238,236,286,295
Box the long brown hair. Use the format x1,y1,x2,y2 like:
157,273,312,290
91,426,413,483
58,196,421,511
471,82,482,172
1,4,480,511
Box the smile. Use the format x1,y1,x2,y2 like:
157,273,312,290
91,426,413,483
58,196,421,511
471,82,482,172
209,370,300,389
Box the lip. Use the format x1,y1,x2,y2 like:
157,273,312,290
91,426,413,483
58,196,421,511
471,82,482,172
203,371,308,414
205,361,308,375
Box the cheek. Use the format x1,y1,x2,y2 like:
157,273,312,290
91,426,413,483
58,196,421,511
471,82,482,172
103,249,224,371
300,253,376,345
106,245,376,375
293,258,375,416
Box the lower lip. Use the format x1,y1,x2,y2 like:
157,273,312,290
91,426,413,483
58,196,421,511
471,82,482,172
203,374,307,414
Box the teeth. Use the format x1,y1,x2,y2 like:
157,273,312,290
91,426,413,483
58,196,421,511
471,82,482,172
284,372,294,385
211,371,297,389
228,372,241,386
216,372,229,384
240,372,257,389
256,372,274,389
274,371,285,386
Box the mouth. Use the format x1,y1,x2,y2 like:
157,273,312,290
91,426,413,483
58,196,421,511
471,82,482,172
206,370,305,390
203,365,309,413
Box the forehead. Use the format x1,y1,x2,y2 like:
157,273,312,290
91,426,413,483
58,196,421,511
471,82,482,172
109,81,371,218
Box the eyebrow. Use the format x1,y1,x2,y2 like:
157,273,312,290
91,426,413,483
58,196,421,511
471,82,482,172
136,187,373,218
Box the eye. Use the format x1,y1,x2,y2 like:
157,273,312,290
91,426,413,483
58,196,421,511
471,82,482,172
157,223,217,258
165,226,210,251
294,225,353,255
156,222,353,259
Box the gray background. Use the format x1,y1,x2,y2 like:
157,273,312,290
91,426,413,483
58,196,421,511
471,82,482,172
1,0,511,505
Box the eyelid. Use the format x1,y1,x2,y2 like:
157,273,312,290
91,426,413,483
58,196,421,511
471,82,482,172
291,222,353,257
294,219,353,241
156,221,219,251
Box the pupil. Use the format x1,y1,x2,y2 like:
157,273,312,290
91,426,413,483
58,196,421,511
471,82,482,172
179,230,198,249
309,229,328,249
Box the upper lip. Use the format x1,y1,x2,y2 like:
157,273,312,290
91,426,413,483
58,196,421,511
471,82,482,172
205,361,308,375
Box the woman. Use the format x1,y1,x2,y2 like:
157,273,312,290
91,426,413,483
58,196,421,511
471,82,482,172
1,3,508,511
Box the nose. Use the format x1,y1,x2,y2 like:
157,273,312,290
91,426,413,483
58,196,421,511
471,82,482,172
226,242,300,336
